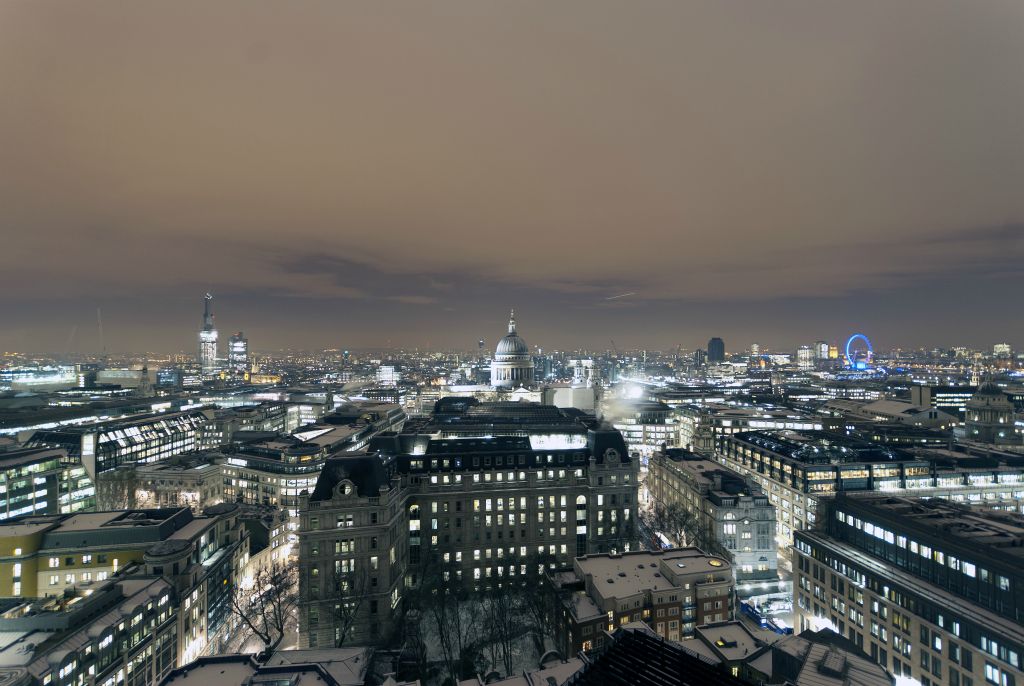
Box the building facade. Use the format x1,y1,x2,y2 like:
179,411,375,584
795,494,1024,686
553,548,734,655
228,332,248,376
648,449,777,581
716,430,1024,553
296,400,640,648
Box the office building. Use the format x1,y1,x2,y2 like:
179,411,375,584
815,341,830,360
0,503,249,662
228,332,248,376
604,400,678,457
821,399,958,430
552,548,734,654
708,338,726,365
910,384,978,417
795,494,1024,686
717,430,1024,551
0,447,94,521
796,346,814,369
27,408,218,478
297,399,640,648
648,449,777,581
198,293,219,376
0,575,180,686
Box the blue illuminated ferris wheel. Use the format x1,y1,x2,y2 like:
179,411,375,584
845,333,873,369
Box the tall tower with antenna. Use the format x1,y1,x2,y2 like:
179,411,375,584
198,293,219,375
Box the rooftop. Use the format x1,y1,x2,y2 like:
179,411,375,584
835,493,1024,560
575,548,731,600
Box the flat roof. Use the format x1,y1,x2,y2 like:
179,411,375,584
576,549,731,600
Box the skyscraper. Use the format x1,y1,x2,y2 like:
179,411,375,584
814,340,829,360
198,293,218,375
707,337,725,364
228,331,248,375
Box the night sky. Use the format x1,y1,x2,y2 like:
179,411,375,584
2,1,1023,354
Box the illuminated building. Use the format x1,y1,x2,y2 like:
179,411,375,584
994,343,1013,359
795,495,1024,686
708,337,726,365
0,576,179,686
605,400,678,457
134,453,224,511
911,384,977,417
717,430,1024,553
0,447,88,521
491,310,535,388
228,331,248,375
297,399,639,647
198,293,219,376
796,346,814,369
26,408,217,478
828,345,839,360
815,340,830,360
0,503,249,663
375,364,400,386
648,449,777,581
552,548,734,653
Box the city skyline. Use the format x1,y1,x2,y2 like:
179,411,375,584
2,292,1023,356
2,1,1024,352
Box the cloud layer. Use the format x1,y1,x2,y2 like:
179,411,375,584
1,1,1022,351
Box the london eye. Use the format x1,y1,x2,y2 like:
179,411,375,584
845,333,873,369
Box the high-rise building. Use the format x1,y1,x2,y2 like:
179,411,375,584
198,293,219,375
815,340,830,360
693,349,708,367
228,331,248,375
749,343,760,358
796,346,814,369
994,343,1013,359
707,337,725,364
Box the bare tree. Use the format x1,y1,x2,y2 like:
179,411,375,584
518,552,563,659
330,562,369,647
400,610,432,682
480,586,528,676
652,501,698,547
229,561,297,654
95,466,138,510
423,561,481,685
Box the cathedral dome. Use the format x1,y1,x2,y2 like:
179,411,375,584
974,381,1006,397
495,311,530,357
491,310,535,389
496,330,529,357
